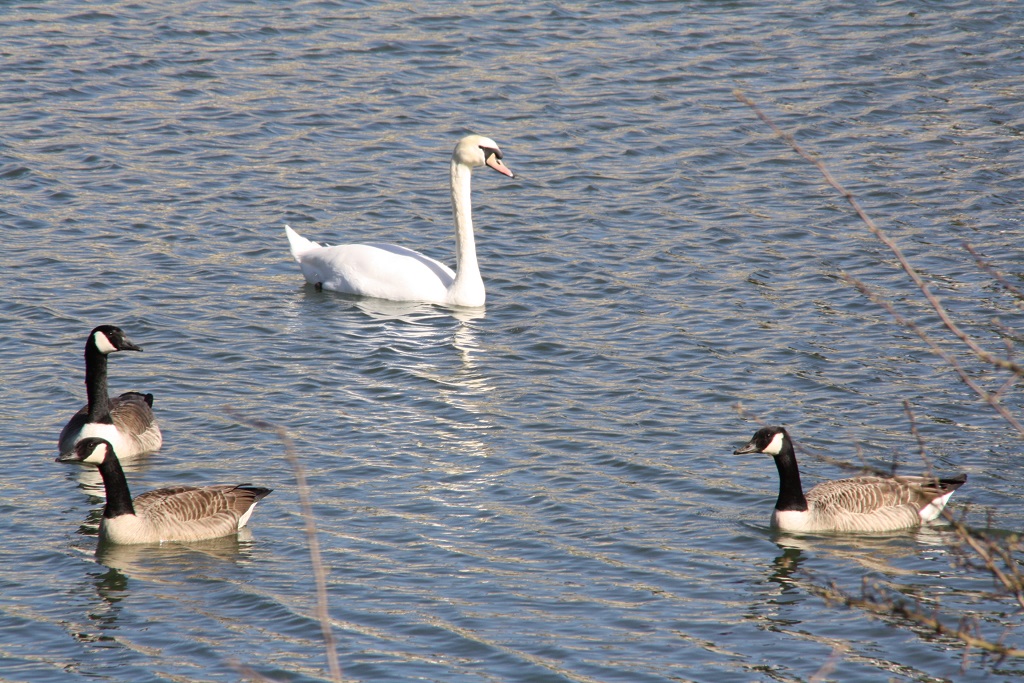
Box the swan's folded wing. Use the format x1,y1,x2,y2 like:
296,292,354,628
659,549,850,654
298,242,455,301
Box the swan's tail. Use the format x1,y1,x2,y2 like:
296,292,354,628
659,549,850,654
284,225,321,261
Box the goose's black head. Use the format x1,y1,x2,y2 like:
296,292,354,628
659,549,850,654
57,437,115,464
88,325,143,355
734,426,791,456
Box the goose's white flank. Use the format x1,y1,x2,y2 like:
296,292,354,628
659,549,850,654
734,426,967,533
59,438,272,545
284,134,514,307
57,325,162,459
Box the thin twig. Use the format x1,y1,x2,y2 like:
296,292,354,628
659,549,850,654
942,514,1024,611
734,90,1024,383
735,403,936,479
809,647,846,683
823,582,1024,659
965,243,1024,302
902,400,930,470
227,409,344,683
845,273,1024,435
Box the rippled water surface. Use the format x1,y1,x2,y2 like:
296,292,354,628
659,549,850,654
2,1,1024,681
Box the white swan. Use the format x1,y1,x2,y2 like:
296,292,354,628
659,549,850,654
284,134,514,307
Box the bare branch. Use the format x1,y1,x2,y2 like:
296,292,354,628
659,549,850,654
965,243,1024,302
730,94,1024,668
809,647,846,683
942,514,1024,612
845,273,1024,435
820,581,1024,659
734,90,1024,382
226,409,345,683
902,400,930,469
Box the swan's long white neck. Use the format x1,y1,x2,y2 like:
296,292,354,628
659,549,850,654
447,159,485,307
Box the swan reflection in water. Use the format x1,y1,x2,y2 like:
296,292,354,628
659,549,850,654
291,288,495,412
281,282,498,474
351,295,486,325
353,298,497,463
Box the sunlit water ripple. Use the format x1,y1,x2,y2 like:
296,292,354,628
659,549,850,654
2,1,1023,682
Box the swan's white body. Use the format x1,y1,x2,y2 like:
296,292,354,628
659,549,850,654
285,134,514,308
285,232,458,302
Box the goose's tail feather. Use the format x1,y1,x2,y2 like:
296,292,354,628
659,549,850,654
938,473,968,492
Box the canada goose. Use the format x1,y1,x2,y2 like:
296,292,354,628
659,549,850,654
284,134,515,307
733,426,967,533
57,325,162,458
58,438,272,545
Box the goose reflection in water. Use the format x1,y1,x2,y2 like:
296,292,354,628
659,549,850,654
72,534,254,643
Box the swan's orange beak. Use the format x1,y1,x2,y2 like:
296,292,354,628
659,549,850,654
485,152,515,178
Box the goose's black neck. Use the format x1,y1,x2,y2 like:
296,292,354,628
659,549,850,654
96,452,136,519
772,437,809,512
84,342,113,424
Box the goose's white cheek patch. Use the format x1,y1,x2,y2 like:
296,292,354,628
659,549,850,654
764,431,786,455
93,331,118,354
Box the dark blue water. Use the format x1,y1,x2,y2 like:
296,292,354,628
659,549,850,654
2,1,1023,681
